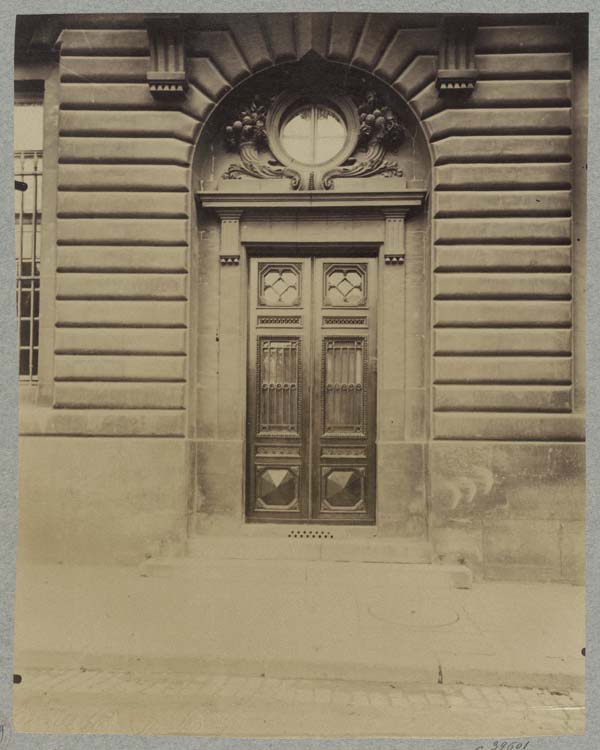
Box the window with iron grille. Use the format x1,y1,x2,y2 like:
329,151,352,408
15,102,43,382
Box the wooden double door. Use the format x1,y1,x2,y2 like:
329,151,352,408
246,254,377,523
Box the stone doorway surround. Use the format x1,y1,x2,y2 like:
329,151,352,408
192,180,429,548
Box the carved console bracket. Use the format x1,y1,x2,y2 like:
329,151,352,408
437,17,478,93
382,208,410,267
145,15,188,100
216,209,243,267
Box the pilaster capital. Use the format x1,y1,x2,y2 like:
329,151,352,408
384,254,405,266
217,210,243,264
215,209,244,223
380,207,411,221
220,255,240,266
382,208,408,261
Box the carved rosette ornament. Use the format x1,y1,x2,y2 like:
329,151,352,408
322,92,404,190
222,97,302,189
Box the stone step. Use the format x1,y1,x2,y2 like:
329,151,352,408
140,547,472,590
185,534,434,564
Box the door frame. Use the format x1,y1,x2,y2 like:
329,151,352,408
196,189,428,534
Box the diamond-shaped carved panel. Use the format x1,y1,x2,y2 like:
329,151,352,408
321,467,366,513
255,466,300,511
324,263,366,307
259,263,301,307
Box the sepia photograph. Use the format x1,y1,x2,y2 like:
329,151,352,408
8,8,588,740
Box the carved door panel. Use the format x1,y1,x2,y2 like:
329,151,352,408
312,258,377,523
247,255,376,523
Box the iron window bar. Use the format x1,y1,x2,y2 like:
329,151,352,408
15,149,42,382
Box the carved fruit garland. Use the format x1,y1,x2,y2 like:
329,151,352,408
220,91,404,191
222,97,301,189
322,91,404,190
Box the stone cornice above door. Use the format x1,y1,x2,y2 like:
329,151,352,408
197,185,427,212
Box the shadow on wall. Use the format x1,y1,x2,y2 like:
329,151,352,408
434,465,507,518
430,444,585,584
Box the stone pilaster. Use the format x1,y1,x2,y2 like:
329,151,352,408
378,208,410,442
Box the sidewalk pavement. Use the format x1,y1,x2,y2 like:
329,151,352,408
14,560,584,693
12,668,585,737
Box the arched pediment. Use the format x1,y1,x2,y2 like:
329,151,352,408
193,58,431,196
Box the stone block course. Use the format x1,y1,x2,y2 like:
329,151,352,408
434,328,572,355
392,55,437,100
475,51,572,78
56,273,187,300
475,24,572,52
55,300,187,327
434,244,572,271
187,58,230,101
434,191,572,217
54,328,187,355
188,31,250,84
57,246,190,273
433,413,584,441
435,163,572,190
59,109,200,141
433,135,572,166
59,55,149,82
58,29,149,56
58,138,193,167
434,356,572,385
54,354,186,382
57,164,190,192
58,192,191,221
53,382,186,409
57,217,189,246
433,385,572,413
375,28,440,80
434,273,572,299
434,299,572,327
425,108,572,141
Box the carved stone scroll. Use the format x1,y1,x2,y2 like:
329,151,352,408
223,142,302,190
322,140,403,190
322,91,404,190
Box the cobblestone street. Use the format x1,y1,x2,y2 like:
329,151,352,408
12,669,585,738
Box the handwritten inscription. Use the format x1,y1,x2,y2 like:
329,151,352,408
475,742,530,750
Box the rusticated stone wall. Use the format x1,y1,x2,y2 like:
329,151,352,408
16,13,586,578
